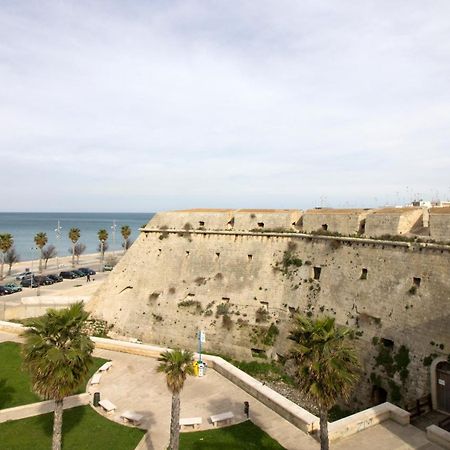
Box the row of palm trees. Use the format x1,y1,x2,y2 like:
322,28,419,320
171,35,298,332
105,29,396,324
21,304,359,450
0,226,133,278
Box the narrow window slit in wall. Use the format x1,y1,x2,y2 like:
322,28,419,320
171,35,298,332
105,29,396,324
360,268,368,280
322,224,328,231
188,293,195,297
257,222,264,228
313,266,322,280
413,277,421,287
260,301,269,310
381,338,394,349
199,221,205,227
215,252,220,258
185,251,190,257
222,297,230,303
248,254,253,261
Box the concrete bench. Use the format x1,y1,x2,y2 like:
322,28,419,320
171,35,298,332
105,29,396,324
180,417,202,430
210,411,234,427
120,410,144,425
99,399,116,413
91,373,102,385
98,361,112,372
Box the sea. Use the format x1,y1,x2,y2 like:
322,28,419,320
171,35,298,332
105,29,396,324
0,212,154,262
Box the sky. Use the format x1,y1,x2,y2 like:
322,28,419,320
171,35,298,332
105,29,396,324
0,0,449,212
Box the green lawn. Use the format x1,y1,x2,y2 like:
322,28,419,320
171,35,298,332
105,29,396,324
0,341,109,409
179,420,286,450
0,405,145,450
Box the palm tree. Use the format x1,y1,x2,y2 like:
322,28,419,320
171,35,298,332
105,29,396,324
157,349,195,450
289,315,360,450
0,233,14,280
121,225,132,253
22,302,94,450
97,229,108,268
68,228,81,267
34,232,48,273
5,247,20,275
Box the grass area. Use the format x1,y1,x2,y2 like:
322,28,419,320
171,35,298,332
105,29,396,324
204,351,295,386
0,405,145,450
0,341,108,409
180,420,286,450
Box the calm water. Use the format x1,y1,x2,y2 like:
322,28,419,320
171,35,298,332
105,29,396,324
0,212,154,261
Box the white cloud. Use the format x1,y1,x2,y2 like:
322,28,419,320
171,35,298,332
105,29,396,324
0,0,449,211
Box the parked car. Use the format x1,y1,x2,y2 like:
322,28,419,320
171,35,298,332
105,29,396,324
15,271,33,281
34,275,54,285
103,264,114,271
20,277,39,288
72,270,86,278
60,271,78,279
78,267,96,275
3,283,22,293
47,274,63,283
0,286,13,295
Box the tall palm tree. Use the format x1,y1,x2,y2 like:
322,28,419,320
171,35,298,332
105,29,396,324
34,232,48,273
157,349,195,450
289,315,360,450
68,228,81,267
0,233,14,280
22,302,94,450
97,229,108,268
121,225,132,252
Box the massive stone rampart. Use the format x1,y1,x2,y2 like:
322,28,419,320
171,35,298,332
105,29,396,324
88,210,450,409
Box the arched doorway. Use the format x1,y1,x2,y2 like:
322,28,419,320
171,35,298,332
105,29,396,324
436,361,450,413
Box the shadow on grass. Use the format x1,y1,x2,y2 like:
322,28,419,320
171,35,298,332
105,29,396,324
180,420,286,450
0,378,16,409
36,402,87,442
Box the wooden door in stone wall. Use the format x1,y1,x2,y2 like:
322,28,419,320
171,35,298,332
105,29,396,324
437,361,450,413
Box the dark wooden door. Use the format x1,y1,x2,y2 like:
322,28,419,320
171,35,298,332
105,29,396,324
437,362,450,413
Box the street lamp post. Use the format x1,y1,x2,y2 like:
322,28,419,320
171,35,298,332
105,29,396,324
101,239,105,271
54,220,62,270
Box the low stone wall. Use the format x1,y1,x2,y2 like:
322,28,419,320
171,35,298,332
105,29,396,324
426,425,450,449
0,296,90,321
203,354,319,433
0,393,90,424
328,402,410,441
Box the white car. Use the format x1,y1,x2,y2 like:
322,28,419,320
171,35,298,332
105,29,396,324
15,272,34,281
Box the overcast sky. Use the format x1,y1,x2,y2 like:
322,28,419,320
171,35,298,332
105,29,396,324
1,1,449,212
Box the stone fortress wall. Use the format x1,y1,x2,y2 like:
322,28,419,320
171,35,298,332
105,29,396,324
88,207,450,411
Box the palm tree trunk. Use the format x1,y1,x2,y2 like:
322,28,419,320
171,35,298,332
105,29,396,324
72,243,75,267
319,408,329,450
0,258,4,280
8,263,12,275
169,392,180,450
52,399,64,450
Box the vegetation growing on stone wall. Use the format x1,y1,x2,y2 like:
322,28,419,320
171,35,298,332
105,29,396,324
262,323,280,346
371,338,411,404
178,300,203,314
194,277,207,286
216,303,230,317
158,225,169,240
177,223,193,241
255,307,269,323
148,292,161,302
274,241,303,276
423,353,438,366
408,285,417,295
222,314,233,330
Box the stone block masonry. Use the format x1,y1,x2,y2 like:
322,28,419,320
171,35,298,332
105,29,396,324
87,210,450,410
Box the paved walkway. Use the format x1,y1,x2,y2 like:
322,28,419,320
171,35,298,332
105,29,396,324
0,330,443,450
